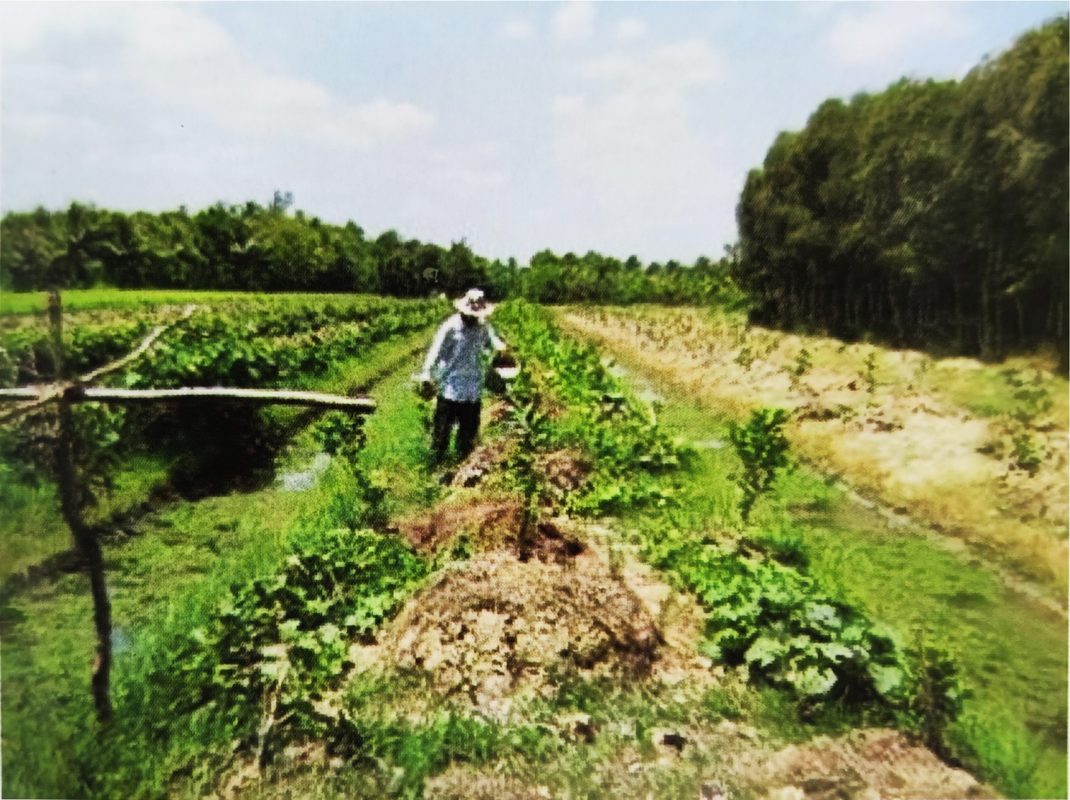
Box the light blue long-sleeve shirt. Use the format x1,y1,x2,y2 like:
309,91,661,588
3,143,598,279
420,313,506,402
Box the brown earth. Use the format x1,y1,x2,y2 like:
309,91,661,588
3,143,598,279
758,728,995,800
416,722,995,800
376,550,662,717
394,493,525,552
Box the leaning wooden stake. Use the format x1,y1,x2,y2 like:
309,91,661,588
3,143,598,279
48,289,114,722
56,395,113,721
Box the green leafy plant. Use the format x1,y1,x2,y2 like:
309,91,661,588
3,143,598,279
1002,368,1053,425
861,352,879,400
313,411,368,464
903,632,967,760
729,407,792,522
786,347,812,392
124,527,428,766
734,344,756,371
496,301,684,516
998,369,1053,474
640,521,907,710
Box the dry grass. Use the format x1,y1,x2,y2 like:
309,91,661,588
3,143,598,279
559,306,1069,600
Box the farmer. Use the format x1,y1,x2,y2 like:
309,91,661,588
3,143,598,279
418,288,507,465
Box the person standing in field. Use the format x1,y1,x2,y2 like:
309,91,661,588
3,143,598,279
418,288,507,465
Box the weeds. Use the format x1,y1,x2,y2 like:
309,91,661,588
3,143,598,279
860,351,879,401
729,407,793,523
902,632,967,760
786,347,812,392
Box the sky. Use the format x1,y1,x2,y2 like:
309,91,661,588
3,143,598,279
1,1,1064,264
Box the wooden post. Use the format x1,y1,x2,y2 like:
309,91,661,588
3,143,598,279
48,289,114,722
56,397,113,721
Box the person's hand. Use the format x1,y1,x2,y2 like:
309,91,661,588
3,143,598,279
419,379,436,401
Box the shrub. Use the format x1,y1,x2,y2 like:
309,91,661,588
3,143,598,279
729,407,792,522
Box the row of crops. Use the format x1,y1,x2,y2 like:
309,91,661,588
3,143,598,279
0,294,447,495
0,294,447,388
494,301,960,738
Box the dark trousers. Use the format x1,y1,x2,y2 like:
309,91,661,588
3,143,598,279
431,396,481,464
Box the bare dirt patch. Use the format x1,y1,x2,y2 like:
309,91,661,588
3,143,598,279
394,494,524,552
758,728,995,799
393,494,587,564
450,438,515,489
579,522,713,685
536,448,591,497
377,551,662,716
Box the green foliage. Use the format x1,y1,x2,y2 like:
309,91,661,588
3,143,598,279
641,521,906,710
729,407,792,522
734,17,1069,366
0,319,150,387
339,675,559,798
1009,428,1046,475
786,347,812,391
313,411,368,463
504,369,552,550
496,301,685,515
498,301,912,718
733,343,755,371
105,527,427,786
996,368,1054,474
121,298,443,390
902,633,967,760
861,352,879,399
1002,367,1054,424
747,526,809,569
0,201,747,307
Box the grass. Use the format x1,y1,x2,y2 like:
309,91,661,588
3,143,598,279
0,334,440,798
582,334,1067,798
290,668,756,800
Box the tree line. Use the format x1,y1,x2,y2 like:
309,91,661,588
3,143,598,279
0,200,741,308
734,17,1068,368
3,18,1065,365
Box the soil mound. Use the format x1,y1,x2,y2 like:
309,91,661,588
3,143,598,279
381,552,662,713
395,497,523,552
761,729,994,799
395,496,586,564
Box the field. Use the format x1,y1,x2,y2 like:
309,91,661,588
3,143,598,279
0,291,1066,799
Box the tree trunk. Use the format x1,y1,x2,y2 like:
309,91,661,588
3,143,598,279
952,273,966,352
980,256,993,360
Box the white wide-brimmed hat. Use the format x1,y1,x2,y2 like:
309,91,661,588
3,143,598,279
454,288,495,319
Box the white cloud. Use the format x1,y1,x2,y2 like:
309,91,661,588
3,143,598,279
580,40,722,89
553,1,595,43
500,18,534,40
614,18,647,43
823,4,970,67
552,38,727,210
1,4,435,167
